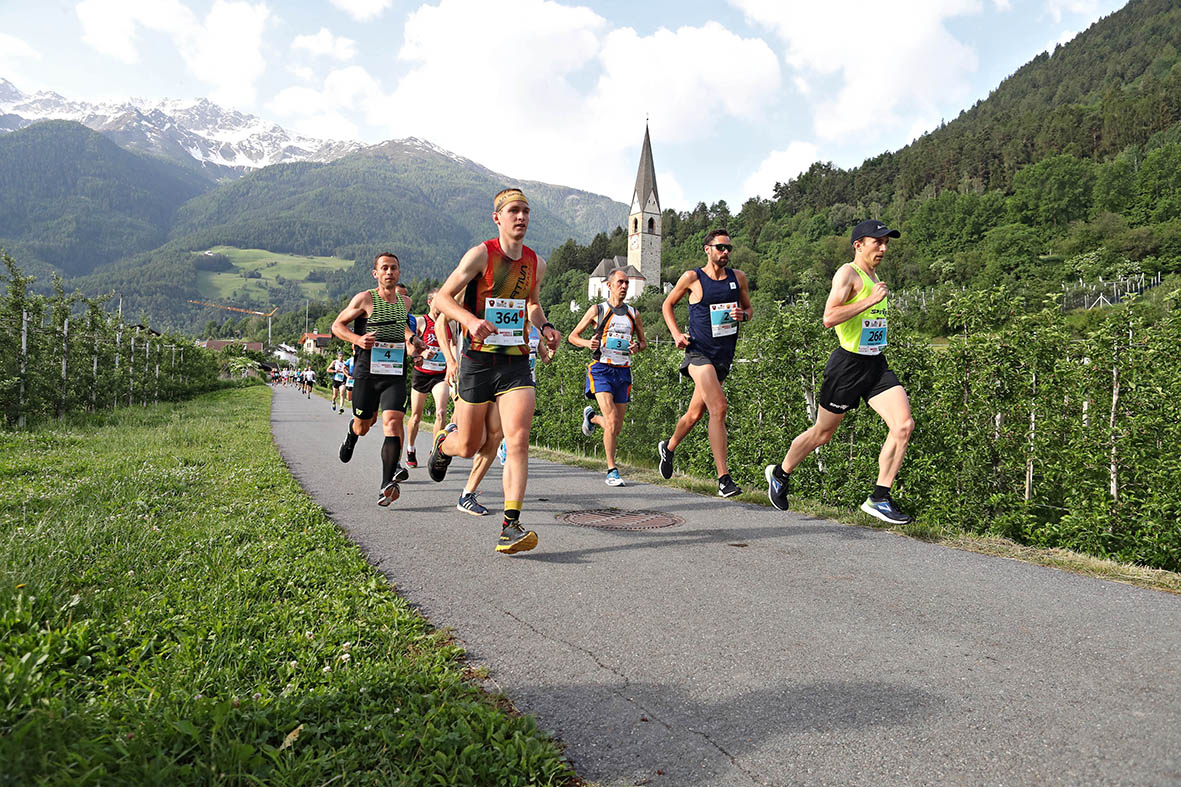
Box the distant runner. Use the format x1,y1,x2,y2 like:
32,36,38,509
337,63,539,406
765,220,915,524
570,268,647,486
344,355,355,407
331,252,425,506
404,290,451,469
656,228,752,498
328,352,349,413
428,188,561,553
303,366,315,398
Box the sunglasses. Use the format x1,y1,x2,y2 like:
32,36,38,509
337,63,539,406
707,243,733,252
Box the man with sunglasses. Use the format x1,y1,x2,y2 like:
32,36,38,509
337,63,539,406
764,219,915,524
657,228,752,498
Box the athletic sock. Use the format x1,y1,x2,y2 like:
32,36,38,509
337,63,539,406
606,467,616,474
772,465,790,483
463,488,473,497
381,436,401,486
871,484,890,502
503,503,522,528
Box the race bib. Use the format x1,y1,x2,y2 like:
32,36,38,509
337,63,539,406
600,330,631,367
483,298,527,346
370,341,405,375
710,302,738,337
333,371,345,381
419,348,447,373
857,319,887,355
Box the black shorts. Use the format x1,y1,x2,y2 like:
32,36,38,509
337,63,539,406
331,378,344,389
411,369,447,394
456,352,533,405
818,348,901,415
352,373,408,419
680,350,733,384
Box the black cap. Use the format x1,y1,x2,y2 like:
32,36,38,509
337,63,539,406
850,219,900,244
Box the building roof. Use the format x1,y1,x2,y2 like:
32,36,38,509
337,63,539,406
298,332,333,343
589,256,644,279
631,124,659,212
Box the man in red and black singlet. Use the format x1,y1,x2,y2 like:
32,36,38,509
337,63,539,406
427,188,562,554
657,228,753,499
330,252,426,508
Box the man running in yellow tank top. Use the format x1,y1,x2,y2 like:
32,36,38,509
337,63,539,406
428,188,562,554
765,220,916,524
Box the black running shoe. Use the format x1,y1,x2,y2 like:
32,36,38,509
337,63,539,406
405,448,418,468
765,465,789,511
377,481,399,507
496,522,538,554
860,495,914,525
657,439,674,479
717,474,742,498
339,431,357,463
427,424,457,482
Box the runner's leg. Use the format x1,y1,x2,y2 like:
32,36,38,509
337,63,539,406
592,392,624,470
666,384,706,452
866,385,914,488
497,387,535,509
406,388,428,451
686,363,730,478
430,378,449,434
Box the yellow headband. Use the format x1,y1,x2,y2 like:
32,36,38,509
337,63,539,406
494,189,529,212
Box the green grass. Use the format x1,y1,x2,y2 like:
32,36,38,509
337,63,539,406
196,246,355,303
0,388,575,785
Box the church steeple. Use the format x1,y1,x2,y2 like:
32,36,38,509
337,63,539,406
627,124,662,292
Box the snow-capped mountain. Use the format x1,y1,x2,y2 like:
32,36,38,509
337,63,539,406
0,78,363,176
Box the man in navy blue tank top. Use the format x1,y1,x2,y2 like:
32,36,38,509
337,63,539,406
657,229,753,498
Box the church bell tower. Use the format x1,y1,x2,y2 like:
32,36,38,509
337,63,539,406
627,125,662,292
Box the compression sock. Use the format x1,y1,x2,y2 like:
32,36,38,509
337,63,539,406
503,501,522,527
871,484,890,502
381,436,401,486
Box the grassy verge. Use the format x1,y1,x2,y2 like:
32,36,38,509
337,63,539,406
0,387,575,785
529,445,1181,596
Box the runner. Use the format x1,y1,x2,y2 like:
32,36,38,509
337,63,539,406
331,252,426,506
569,268,647,486
328,352,349,412
765,220,915,524
656,228,752,498
303,366,315,398
343,355,355,408
427,188,561,553
404,289,451,469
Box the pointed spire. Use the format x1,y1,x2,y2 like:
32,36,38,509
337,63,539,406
632,124,659,212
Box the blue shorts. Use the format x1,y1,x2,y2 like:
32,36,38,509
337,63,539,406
584,362,632,404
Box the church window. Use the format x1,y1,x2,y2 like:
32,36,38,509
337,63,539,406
648,217,655,233
632,218,638,233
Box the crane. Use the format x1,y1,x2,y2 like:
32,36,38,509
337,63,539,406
188,300,279,343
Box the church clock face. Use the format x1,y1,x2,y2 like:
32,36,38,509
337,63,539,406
629,234,639,250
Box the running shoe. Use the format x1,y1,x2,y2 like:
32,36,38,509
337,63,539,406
393,464,409,482
427,423,457,482
717,474,742,498
457,492,489,516
496,522,538,554
581,405,596,437
605,468,625,487
765,465,789,511
496,439,507,466
377,481,399,507
405,448,418,468
860,495,914,525
339,431,357,463
657,439,674,479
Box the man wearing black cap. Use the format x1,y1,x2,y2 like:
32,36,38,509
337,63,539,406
765,219,915,524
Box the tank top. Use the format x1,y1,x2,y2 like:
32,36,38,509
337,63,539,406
352,288,408,376
462,239,537,356
687,267,740,362
834,263,888,355
414,314,448,374
592,302,638,368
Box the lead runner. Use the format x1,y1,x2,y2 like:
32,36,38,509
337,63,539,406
428,188,561,554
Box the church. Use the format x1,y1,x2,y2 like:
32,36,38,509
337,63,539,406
587,126,662,303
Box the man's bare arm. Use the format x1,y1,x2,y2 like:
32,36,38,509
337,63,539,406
568,305,600,350
822,266,883,328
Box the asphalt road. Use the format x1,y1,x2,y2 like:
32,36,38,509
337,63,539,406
271,384,1180,786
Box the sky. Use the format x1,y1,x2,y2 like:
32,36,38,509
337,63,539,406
0,0,1128,211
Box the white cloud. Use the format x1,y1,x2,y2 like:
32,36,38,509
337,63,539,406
329,0,392,22
288,64,316,81
75,0,270,106
0,33,41,84
377,0,779,200
292,27,356,60
742,141,819,200
656,170,688,212
268,65,387,140
730,0,981,144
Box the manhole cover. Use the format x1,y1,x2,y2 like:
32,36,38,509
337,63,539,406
556,509,684,530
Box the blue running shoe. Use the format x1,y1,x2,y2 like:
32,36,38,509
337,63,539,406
605,468,624,487
765,465,789,511
581,405,596,437
860,495,913,525
496,439,507,466
457,492,489,516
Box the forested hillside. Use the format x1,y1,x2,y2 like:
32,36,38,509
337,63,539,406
0,121,210,278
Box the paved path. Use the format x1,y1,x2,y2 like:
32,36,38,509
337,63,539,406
271,385,1180,786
